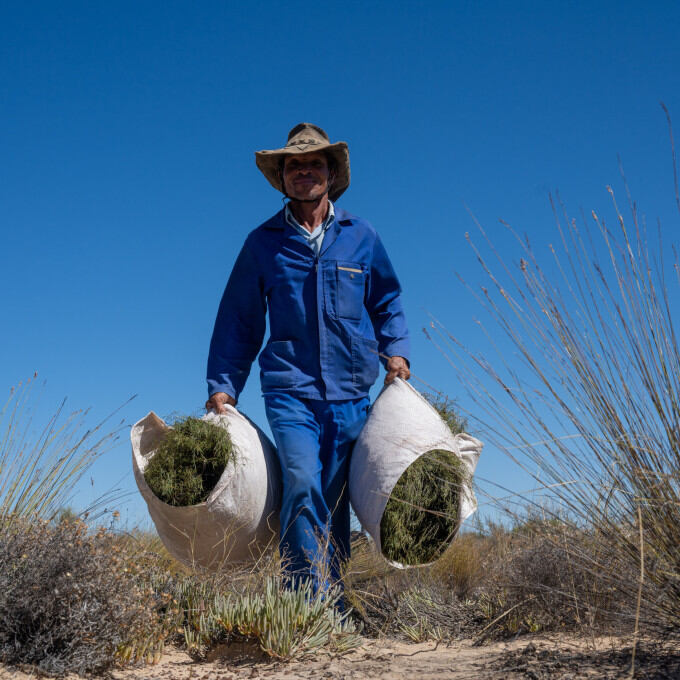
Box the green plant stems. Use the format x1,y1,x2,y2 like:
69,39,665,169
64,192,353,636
143,416,234,506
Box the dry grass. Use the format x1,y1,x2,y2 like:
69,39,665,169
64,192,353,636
429,531,492,599
470,519,639,639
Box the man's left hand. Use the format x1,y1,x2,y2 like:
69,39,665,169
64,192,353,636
385,356,410,384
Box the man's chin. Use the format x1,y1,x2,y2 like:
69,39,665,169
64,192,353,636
289,190,325,202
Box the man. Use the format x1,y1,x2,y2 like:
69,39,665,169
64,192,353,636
206,123,410,589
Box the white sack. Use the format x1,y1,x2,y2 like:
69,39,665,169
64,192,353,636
131,408,280,570
349,378,482,568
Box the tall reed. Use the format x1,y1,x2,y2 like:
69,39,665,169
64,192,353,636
428,118,680,630
0,375,128,521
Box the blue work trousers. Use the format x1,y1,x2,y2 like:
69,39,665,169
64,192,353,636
264,393,370,590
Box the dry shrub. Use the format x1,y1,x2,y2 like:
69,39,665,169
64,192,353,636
343,534,478,641
143,416,234,506
0,517,172,675
346,519,645,642
474,519,638,638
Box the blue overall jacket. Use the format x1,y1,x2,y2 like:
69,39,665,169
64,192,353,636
207,207,410,401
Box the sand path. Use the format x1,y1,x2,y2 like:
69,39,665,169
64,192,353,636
3,635,667,679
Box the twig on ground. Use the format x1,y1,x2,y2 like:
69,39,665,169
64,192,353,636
472,597,536,647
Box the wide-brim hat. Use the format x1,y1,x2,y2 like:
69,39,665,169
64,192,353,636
255,123,350,202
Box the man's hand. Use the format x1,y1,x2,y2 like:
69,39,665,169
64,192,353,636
205,392,236,414
384,356,410,385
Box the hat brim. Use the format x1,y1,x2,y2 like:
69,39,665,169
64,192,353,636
255,140,350,202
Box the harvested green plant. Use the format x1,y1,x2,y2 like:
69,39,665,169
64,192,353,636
380,396,467,566
144,416,234,506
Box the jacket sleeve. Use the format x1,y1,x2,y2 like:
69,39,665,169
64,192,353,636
206,241,266,400
365,233,410,367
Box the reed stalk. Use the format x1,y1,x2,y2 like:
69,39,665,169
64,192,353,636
428,114,680,630
0,375,128,522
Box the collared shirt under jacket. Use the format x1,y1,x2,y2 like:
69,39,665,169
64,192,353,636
284,199,335,256
207,207,410,401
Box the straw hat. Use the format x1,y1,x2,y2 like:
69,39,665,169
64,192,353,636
255,123,350,202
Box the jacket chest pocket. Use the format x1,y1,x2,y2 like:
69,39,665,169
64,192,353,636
334,263,366,320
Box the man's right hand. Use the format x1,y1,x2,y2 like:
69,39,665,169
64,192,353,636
205,392,236,414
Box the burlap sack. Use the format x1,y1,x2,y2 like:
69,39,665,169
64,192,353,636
131,408,280,569
349,378,482,568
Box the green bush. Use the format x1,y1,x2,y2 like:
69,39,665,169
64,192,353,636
213,577,361,659
174,574,361,660
144,416,234,506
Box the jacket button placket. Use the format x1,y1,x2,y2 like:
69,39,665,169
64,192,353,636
315,257,328,399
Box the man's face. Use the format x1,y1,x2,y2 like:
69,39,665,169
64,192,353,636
282,152,331,201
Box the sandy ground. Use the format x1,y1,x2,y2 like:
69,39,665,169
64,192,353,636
3,635,679,680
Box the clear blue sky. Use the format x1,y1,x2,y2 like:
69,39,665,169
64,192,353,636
2,1,679,526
